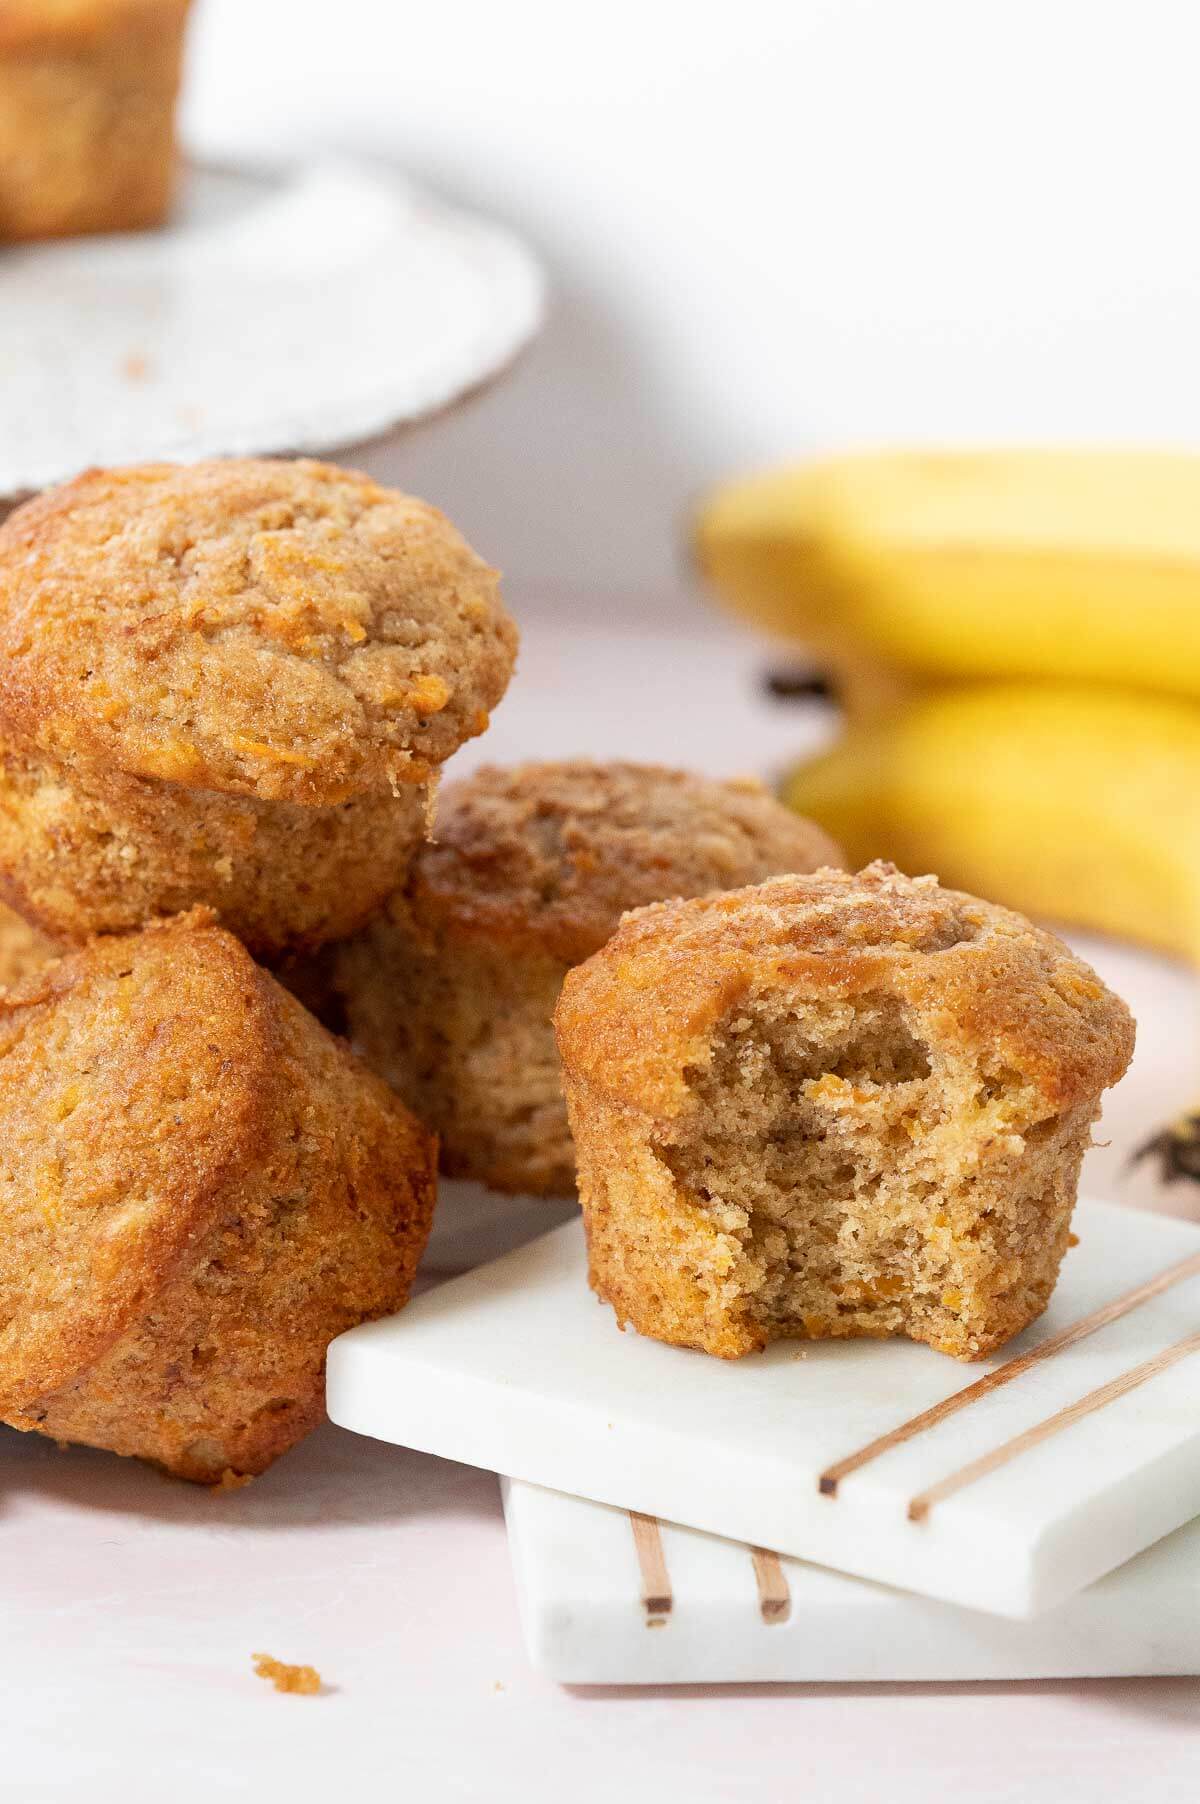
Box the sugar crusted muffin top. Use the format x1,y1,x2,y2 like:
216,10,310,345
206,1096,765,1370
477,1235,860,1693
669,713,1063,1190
0,908,427,1411
404,761,843,963
0,459,518,804
555,862,1135,1121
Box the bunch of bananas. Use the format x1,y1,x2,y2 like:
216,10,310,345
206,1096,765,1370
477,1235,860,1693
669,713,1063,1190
694,449,1200,1182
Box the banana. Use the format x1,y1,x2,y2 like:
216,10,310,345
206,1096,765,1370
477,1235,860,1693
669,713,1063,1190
696,450,1200,704
781,681,1200,1178
782,682,1200,957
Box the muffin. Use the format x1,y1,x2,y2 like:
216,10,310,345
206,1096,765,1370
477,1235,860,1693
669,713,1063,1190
0,458,518,956
555,863,1134,1361
0,0,191,241
0,909,437,1481
0,897,56,988
338,761,842,1197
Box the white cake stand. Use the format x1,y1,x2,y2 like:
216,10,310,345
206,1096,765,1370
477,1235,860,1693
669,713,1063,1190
0,157,545,500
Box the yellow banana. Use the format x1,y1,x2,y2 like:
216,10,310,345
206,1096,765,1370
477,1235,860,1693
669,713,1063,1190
697,450,1200,704
782,682,1200,959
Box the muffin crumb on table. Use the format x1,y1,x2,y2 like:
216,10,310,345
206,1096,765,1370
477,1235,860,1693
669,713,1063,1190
337,760,842,1197
251,1653,322,1697
555,862,1134,1360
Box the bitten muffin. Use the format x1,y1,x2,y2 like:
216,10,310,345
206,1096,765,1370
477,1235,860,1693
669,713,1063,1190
0,897,56,988
337,761,842,1197
555,863,1135,1361
0,909,436,1480
0,458,518,955
0,0,191,241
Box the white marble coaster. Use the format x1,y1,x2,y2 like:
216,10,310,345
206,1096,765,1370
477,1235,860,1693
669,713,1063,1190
502,1479,1200,1684
327,1197,1200,1617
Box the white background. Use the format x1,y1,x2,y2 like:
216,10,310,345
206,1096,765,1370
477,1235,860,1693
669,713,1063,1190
187,0,1200,614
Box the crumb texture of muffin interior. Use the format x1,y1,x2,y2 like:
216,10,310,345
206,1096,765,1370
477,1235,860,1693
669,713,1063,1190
663,985,1088,1358
0,459,517,803
557,864,1135,1360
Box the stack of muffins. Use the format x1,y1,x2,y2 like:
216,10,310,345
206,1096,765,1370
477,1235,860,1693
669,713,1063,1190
0,454,853,1483
0,458,520,1481
0,6,1137,1488
0,455,1135,1485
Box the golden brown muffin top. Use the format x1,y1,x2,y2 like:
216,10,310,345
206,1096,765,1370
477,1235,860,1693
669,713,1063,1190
0,0,188,49
555,862,1135,1121
0,459,518,805
0,909,427,1411
404,761,843,963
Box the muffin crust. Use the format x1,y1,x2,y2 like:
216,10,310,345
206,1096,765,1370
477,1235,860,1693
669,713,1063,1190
0,458,516,950
0,896,56,989
0,0,191,241
0,910,436,1478
0,459,517,802
0,742,430,956
555,863,1135,1360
